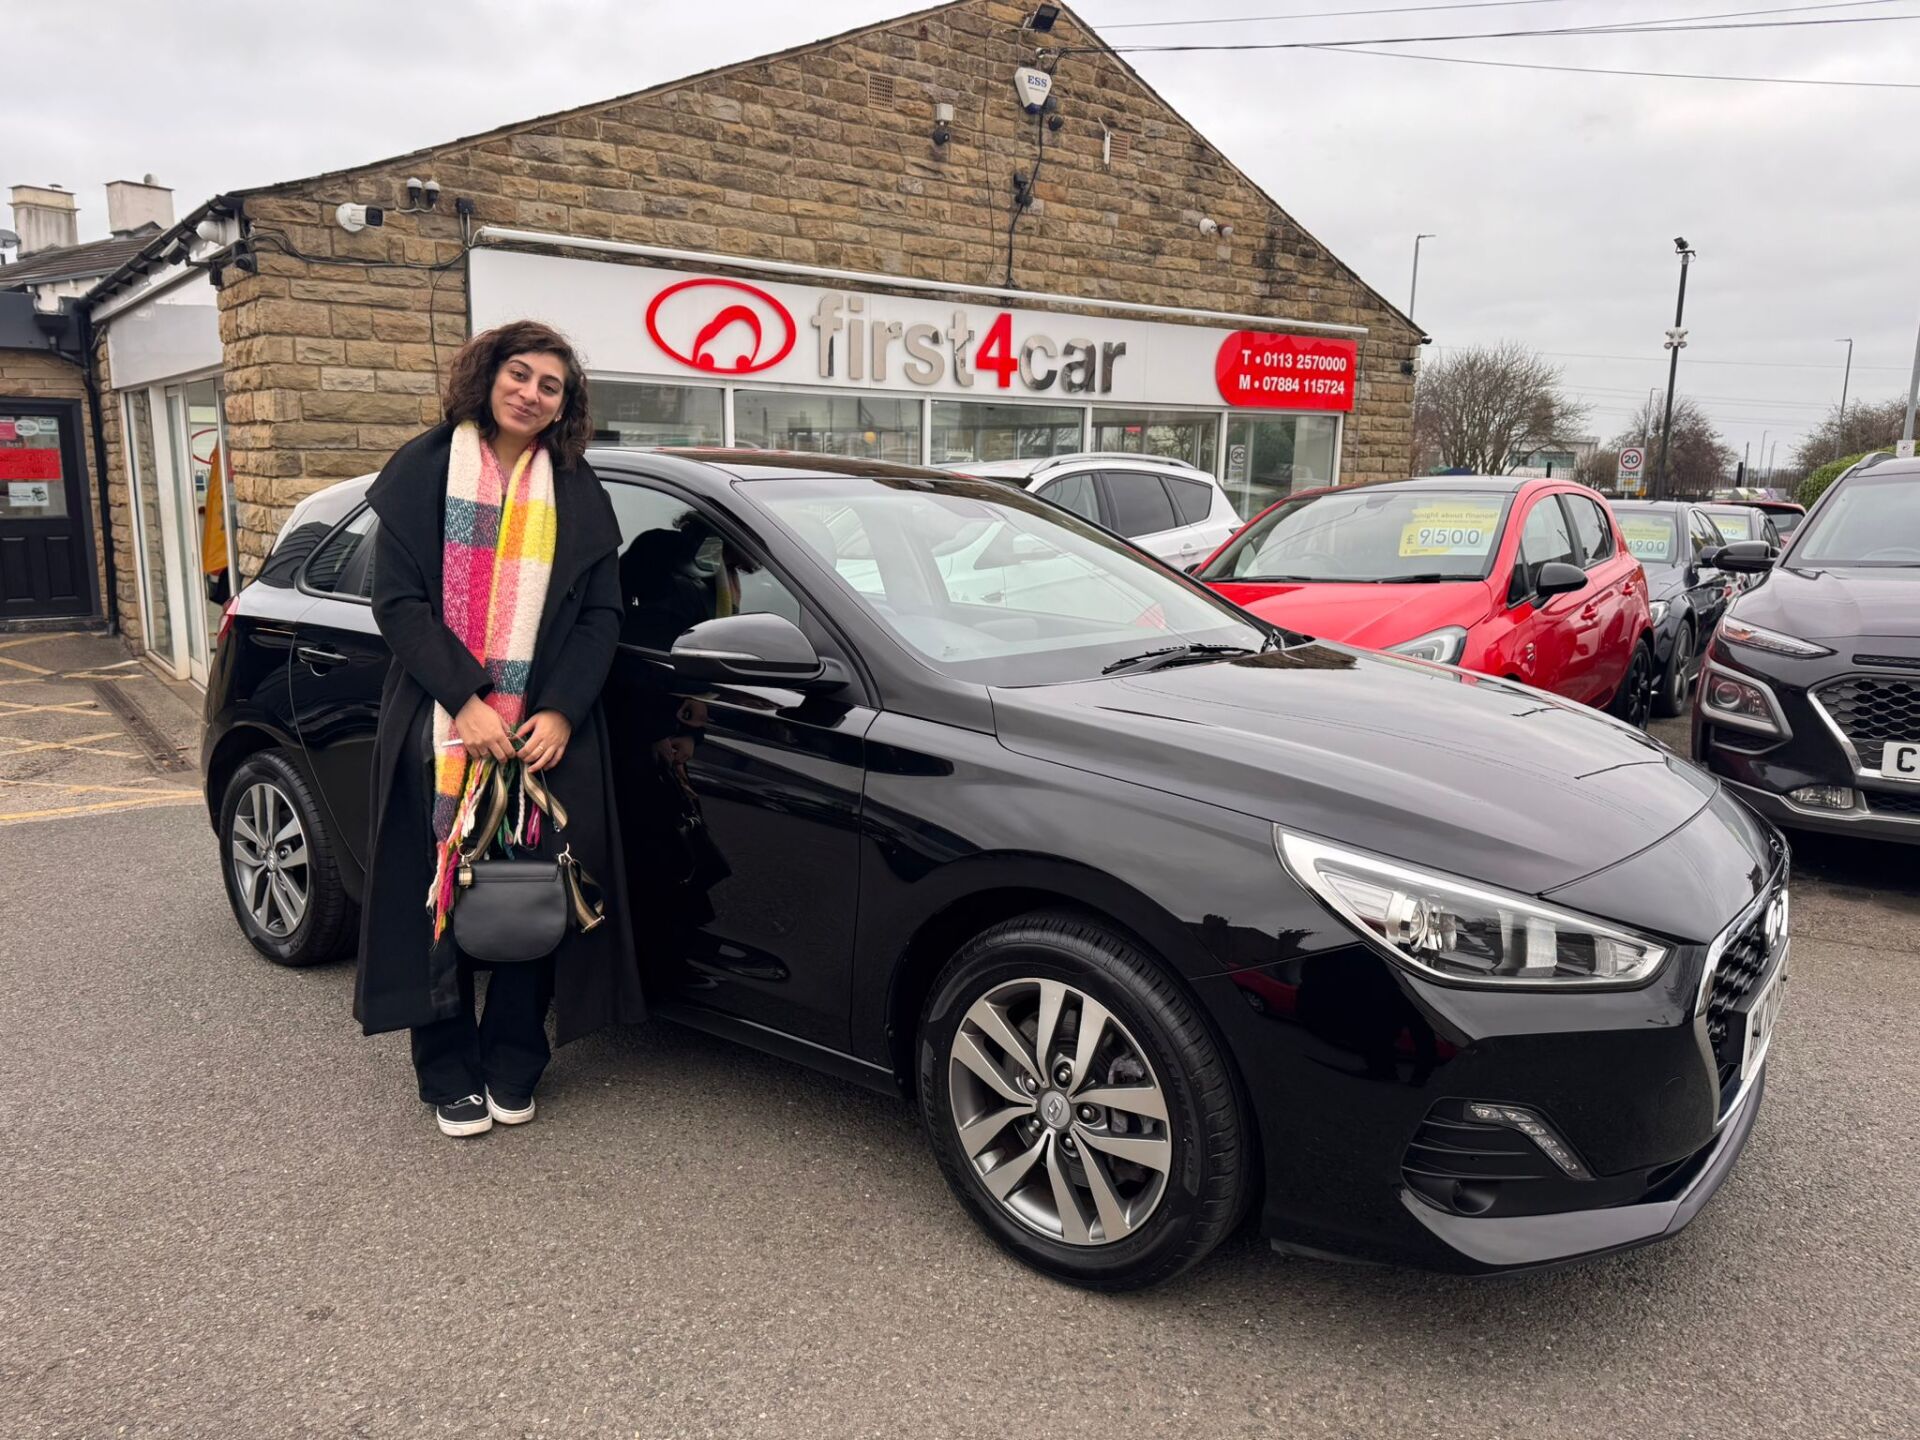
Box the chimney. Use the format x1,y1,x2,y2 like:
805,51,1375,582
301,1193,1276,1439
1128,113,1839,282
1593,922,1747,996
106,175,174,236
10,185,79,255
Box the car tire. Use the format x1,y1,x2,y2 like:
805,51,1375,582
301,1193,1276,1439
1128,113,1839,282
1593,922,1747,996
1609,637,1656,729
917,911,1250,1292
217,748,356,967
1654,619,1695,719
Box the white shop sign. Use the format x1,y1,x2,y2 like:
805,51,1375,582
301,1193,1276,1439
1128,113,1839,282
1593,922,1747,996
471,248,1262,409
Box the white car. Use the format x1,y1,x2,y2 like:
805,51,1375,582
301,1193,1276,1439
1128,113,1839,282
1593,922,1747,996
941,453,1241,569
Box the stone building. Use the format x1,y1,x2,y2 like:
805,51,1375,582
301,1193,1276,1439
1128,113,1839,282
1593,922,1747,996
28,0,1422,681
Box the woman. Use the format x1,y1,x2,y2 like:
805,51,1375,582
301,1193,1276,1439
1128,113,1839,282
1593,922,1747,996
353,321,644,1137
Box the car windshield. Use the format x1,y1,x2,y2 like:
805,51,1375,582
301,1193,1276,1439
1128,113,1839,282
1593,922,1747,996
1704,510,1759,543
1615,512,1680,566
1789,472,1920,567
1196,488,1513,584
1768,509,1804,536
752,475,1270,685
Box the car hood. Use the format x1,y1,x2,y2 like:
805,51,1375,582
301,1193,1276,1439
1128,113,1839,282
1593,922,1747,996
1206,579,1494,651
991,642,1718,897
1641,563,1690,602
1731,564,1920,641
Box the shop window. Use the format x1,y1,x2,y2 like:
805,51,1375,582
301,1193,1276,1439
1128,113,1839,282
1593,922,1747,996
1103,471,1178,539
589,380,723,447
124,391,172,654
733,391,920,464
929,401,1084,465
1089,409,1218,470
1223,414,1338,518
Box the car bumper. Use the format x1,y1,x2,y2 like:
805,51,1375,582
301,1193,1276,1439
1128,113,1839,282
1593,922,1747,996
1719,776,1920,844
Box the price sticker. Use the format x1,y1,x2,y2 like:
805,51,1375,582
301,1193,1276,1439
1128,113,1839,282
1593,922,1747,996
1398,500,1504,558
1619,516,1675,562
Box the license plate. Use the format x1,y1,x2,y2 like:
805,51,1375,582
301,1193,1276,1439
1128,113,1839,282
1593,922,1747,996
1885,740,1920,779
1740,942,1791,1082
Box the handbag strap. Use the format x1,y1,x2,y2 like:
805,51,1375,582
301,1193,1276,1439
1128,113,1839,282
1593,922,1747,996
457,758,570,864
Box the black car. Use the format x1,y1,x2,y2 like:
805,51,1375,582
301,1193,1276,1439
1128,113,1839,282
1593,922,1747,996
1693,453,1920,844
1697,505,1783,594
1610,500,1737,717
204,449,1790,1288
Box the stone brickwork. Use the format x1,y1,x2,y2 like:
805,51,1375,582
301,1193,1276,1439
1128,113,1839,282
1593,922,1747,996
216,0,1419,570
87,333,143,646
0,346,111,624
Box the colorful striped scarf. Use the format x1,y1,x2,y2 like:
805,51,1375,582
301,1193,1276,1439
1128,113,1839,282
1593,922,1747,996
426,421,557,939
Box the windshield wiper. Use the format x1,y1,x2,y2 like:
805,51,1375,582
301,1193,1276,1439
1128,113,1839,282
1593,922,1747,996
1371,573,1454,584
1100,643,1257,676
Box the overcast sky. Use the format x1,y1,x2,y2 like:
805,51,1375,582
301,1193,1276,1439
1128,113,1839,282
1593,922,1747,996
9,0,1918,470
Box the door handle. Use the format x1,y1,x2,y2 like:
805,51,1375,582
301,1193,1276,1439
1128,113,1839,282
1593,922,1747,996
297,645,348,671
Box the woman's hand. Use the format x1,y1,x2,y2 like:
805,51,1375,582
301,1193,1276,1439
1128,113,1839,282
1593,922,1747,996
516,710,573,774
454,695,518,762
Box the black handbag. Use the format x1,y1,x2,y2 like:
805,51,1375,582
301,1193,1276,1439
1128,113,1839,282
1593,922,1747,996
452,761,606,963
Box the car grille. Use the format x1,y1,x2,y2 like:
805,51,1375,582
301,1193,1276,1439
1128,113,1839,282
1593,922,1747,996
1854,654,1920,674
1814,675,1920,771
1865,788,1920,820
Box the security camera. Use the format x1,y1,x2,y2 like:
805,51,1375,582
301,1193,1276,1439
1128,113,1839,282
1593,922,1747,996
1674,236,1690,252
1198,217,1219,237
1014,66,1053,114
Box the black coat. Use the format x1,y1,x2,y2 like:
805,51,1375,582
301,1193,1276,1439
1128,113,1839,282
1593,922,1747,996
352,422,646,1045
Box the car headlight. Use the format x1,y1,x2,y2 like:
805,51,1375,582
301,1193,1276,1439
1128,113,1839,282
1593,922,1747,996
1719,618,1832,659
1647,599,1670,626
1277,831,1669,987
1386,626,1468,665
1699,665,1785,736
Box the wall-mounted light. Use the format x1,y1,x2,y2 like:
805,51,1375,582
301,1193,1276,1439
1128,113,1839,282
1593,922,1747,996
1023,4,1060,33
933,102,954,148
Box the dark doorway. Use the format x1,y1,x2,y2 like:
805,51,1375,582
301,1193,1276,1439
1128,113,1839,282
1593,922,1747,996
0,397,97,621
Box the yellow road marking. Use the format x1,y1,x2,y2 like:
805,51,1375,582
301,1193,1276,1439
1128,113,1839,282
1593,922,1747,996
0,776,196,798
0,793,202,825
0,633,82,651
0,700,101,717
0,653,53,676
0,730,127,757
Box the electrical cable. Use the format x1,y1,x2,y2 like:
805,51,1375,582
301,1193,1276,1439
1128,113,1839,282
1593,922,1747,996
1105,0,1905,31
1005,108,1050,287
1105,0,1577,29
1301,41,1920,85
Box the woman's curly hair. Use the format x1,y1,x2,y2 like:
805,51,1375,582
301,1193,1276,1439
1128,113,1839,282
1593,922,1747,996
441,321,592,469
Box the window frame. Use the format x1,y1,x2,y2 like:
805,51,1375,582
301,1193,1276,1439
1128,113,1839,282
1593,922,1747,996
1562,492,1615,569
297,503,379,606
1507,491,1581,607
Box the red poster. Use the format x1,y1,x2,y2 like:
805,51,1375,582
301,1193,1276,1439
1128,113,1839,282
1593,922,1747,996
0,421,16,441
1216,332,1358,411
0,448,62,481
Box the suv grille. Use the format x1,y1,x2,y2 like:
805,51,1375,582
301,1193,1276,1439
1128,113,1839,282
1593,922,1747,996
1704,882,1786,1116
1815,676,1920,770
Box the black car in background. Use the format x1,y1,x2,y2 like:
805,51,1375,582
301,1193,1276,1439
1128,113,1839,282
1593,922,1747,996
1610,501,1737,717
1696,453,1920,843
204,450,1789,1287
1698,504,1783,593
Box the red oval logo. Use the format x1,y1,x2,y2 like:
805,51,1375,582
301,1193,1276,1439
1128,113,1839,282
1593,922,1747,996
645,278,797,376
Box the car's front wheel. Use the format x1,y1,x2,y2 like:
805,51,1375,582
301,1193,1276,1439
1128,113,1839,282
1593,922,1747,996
1654,619,1695,718
917,913,1250,1291
1609,637,1656,729
218,748,355,967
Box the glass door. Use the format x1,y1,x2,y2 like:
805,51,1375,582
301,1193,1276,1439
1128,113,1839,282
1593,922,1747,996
125,389,184,673
161,379,229,685
1222,414,1340,518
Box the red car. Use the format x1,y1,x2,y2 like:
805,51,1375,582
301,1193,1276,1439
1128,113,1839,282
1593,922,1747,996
1194,476,1656,723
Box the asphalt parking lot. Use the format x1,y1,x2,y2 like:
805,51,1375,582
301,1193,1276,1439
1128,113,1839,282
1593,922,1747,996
2,654,1916,1439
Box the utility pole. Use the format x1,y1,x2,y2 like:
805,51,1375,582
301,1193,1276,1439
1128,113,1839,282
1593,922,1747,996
1409,234,1436,321
1835,337,1854,459
1903,309,1920,455
1654,238,1695,501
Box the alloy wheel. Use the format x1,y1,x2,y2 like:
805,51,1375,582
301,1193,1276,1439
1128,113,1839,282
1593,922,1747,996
1668,627,1693,711
1623,644,1655,728
230,781,310,937
947,978,1172,1247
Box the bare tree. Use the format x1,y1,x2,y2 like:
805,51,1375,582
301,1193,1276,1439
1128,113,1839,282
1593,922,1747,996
1611,396,1735,497
1788,395,1906,475
1413,342,1590,475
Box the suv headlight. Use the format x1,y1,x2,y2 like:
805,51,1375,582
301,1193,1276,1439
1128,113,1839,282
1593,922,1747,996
1720,619,1832,659
1278,831,1669,987
1386,626,1468,665
1647,599,1670,626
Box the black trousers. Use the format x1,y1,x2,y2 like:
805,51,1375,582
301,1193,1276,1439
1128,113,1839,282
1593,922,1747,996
411,956,554,1105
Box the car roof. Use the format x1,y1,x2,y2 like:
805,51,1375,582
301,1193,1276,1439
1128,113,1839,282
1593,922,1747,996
944,453,1214,481
1610,499,1690,512
1359,475,1531,493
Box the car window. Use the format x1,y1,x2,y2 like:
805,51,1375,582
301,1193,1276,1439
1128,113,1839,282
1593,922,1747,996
1510,495,1579,602
1102,471,1178,538
1200,488,1512,584
1036,472,1099,524
1564,494,1613,567
1165,475,1215,527
1790,471,1920,566
608,482,805,650
1616,511,1678,566
302,507,378,601
1706,509,1756,543
1690,511,1723,559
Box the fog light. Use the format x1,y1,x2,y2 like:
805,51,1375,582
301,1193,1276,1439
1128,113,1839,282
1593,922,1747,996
1788,785,1855,811
1466,1102,1591,1179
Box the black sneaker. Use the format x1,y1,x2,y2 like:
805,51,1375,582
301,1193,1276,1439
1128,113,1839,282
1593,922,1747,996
435,1094,493,1137
486,1088,536,1126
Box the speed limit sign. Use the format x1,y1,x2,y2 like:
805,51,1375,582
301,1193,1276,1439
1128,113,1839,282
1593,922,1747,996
1616,446,1646,494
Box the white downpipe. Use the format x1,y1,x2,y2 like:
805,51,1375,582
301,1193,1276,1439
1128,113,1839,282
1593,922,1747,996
473,226,1370,337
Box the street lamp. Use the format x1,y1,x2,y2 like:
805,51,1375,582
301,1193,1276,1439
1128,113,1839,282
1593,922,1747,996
1409,234,1436,321
1653,237,1695,501
1834,337,1854,459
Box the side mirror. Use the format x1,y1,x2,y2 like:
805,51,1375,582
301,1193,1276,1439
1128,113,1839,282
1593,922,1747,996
1714,540,1775,575
670,613,829,688
1535,560,1588,600
1699,546,1723,570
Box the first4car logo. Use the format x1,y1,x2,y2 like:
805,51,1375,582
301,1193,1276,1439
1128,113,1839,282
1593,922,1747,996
645,278,798,375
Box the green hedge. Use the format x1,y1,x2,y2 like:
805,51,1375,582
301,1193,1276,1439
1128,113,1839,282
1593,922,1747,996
1798,450,1890,508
